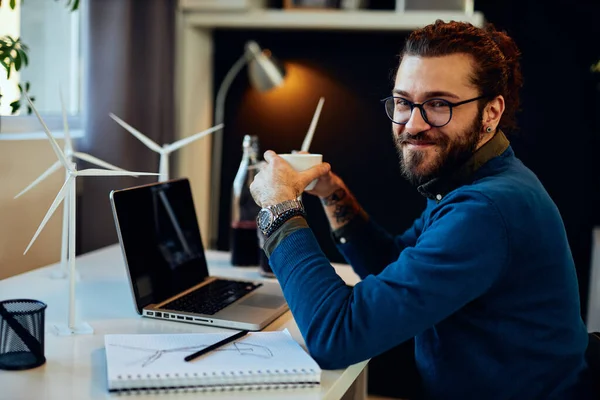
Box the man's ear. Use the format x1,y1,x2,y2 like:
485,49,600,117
482,95,505,132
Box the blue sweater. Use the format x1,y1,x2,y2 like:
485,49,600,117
269,138,590,399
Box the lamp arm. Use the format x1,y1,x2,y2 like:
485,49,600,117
209,52,251,248
215,53,250,126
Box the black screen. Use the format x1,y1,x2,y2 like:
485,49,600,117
111,178,209,312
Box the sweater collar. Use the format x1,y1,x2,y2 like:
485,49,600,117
417,130,510,201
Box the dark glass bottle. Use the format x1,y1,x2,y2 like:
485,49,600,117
230,135,261,266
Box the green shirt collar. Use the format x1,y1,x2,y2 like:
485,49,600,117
417,130,510,200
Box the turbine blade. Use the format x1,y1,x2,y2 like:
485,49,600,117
24,176,73,254
109,113,162,153
76,168,158,177
59,88,73,154
14,161,62,199
25,94,72,171
165,123,224,152
72,152,128,172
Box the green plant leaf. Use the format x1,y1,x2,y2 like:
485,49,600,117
9,0,16,10
10,100,20,115
14,54,21,71
0,35,30,81
55,0,79,11
25,81,30,91
16,49,28,67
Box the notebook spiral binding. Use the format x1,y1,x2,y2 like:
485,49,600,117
109,367,321,394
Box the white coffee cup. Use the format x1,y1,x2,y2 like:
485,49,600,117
278,153,323,191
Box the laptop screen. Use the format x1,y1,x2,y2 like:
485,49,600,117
110,178,210,312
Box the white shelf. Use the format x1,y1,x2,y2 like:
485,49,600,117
183,9,485,31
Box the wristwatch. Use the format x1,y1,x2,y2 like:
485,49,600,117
257,199,306,237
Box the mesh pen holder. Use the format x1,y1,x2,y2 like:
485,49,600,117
0,299,47,370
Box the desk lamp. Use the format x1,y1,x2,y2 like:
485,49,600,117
209,40,285,248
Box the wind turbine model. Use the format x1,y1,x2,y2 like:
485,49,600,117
109,113,224,182
24,95,158,335
16,92,129,279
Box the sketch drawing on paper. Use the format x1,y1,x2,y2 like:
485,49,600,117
109,341,274,367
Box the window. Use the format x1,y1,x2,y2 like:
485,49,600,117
0,0,82,137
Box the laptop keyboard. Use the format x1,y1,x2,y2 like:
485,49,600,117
161,279,262,315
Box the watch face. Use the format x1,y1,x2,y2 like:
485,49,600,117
257,209,273,232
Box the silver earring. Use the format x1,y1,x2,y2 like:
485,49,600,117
486,126,493,133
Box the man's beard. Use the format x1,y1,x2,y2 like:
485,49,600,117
395,117,484,186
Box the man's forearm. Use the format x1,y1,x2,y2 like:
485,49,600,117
320,186,365,231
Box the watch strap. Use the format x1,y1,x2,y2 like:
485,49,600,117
270,199,303,218
264,208,307,237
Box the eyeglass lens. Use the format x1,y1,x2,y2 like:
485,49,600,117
384,98,451,127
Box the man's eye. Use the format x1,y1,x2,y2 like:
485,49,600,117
427,100,449,108
395,99,410,107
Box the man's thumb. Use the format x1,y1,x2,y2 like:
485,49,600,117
300,162,331,185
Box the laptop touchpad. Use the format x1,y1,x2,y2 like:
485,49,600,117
238,294,285,309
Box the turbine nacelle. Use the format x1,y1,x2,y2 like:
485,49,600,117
109,113,224,182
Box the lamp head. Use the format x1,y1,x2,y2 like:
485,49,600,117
245,41,285,92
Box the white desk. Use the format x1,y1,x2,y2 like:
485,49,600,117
0,244,367,400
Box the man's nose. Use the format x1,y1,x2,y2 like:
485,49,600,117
404,106,431,134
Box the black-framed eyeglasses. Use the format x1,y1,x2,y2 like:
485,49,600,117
381,95,487,128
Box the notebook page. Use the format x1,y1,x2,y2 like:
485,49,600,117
104,329,321,390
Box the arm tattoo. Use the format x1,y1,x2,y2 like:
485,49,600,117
333,204,356,225
321,188,360,227
320,188,347,206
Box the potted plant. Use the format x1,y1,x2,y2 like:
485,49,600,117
0,0,79,120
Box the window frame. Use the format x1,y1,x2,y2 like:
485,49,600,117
0,0,84,139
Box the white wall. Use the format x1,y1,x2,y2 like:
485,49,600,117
0,139,63,279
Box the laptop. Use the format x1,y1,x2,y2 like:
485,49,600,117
109,178,288,331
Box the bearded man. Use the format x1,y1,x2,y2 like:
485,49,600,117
250,20,592,400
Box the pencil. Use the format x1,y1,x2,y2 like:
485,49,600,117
184,330,250,362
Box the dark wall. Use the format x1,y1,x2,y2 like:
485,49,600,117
214,29,418,263
475,0,600,319
213,0,600,318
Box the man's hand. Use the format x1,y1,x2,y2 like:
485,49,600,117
250,150,331,208
290,151,343,199
305,170,344,199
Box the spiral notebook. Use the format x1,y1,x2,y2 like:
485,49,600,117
104,329,321,394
